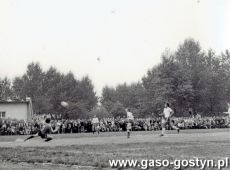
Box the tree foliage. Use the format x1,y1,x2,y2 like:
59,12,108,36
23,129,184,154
101,38,230,117
11,62,98,118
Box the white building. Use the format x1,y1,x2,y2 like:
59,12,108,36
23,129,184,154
0,97,33,121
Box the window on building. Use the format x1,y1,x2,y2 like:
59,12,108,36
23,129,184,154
2,112,6,118
0,112,6,118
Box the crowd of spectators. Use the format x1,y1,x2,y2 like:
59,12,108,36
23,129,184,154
0,114,230,135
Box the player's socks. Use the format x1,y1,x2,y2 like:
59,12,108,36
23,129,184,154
160,127,165,137
162,128,165,134
177,128,180,134
24,135,35,141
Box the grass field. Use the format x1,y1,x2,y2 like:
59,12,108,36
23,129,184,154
0,129,230,170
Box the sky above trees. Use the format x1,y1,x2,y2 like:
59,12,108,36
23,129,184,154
1,39,230,117
0,0,229,95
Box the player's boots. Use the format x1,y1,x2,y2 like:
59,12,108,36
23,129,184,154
44,137,53,142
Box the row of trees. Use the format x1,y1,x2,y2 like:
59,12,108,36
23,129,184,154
99,39,230,117
0,63,98,119
1,38,230,118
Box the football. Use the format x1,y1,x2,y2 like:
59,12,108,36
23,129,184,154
61,101,69,108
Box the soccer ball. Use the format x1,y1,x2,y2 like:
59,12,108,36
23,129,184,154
61,101,69,108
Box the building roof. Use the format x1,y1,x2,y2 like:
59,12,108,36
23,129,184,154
0,100,29,104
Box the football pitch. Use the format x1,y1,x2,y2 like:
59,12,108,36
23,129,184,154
0,129,229,170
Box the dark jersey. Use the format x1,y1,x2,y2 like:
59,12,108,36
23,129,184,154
41,123,52,134
38,123,52,138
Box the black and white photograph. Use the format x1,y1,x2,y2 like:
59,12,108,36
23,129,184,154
0,0,230,169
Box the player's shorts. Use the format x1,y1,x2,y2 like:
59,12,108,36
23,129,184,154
127,129,130,132
38,130,47,139
162,117,170,124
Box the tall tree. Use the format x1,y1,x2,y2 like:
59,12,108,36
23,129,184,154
0,77,13,100
100,86,117,113
143,51,194,116
13,62,45,113
12,62,98,118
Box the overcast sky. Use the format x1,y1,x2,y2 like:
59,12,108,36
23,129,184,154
0,0,229,95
